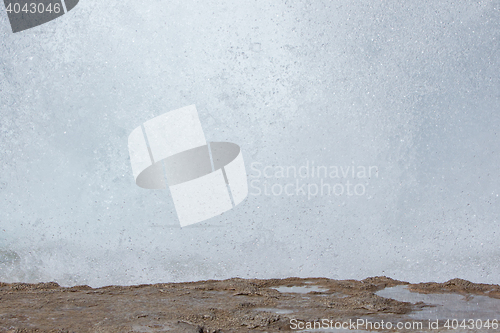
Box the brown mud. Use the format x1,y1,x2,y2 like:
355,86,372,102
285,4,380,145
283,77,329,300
0,277,498,332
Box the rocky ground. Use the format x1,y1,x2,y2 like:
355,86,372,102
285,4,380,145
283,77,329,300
1,277,499,332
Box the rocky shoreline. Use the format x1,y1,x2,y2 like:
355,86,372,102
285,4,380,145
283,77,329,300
1,277,499,332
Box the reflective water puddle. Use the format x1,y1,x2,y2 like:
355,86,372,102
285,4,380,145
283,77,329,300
301,329,370,332
376,285,500,320
254,307,295,314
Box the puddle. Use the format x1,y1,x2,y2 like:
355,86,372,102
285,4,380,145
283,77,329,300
301,329,370,332
254,307,295,314
272,285,329,294
376,285,500,320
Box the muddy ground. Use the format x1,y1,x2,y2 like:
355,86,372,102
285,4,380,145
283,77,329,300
1,277,499,332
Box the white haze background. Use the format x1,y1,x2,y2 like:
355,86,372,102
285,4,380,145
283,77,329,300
0,0,499,287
